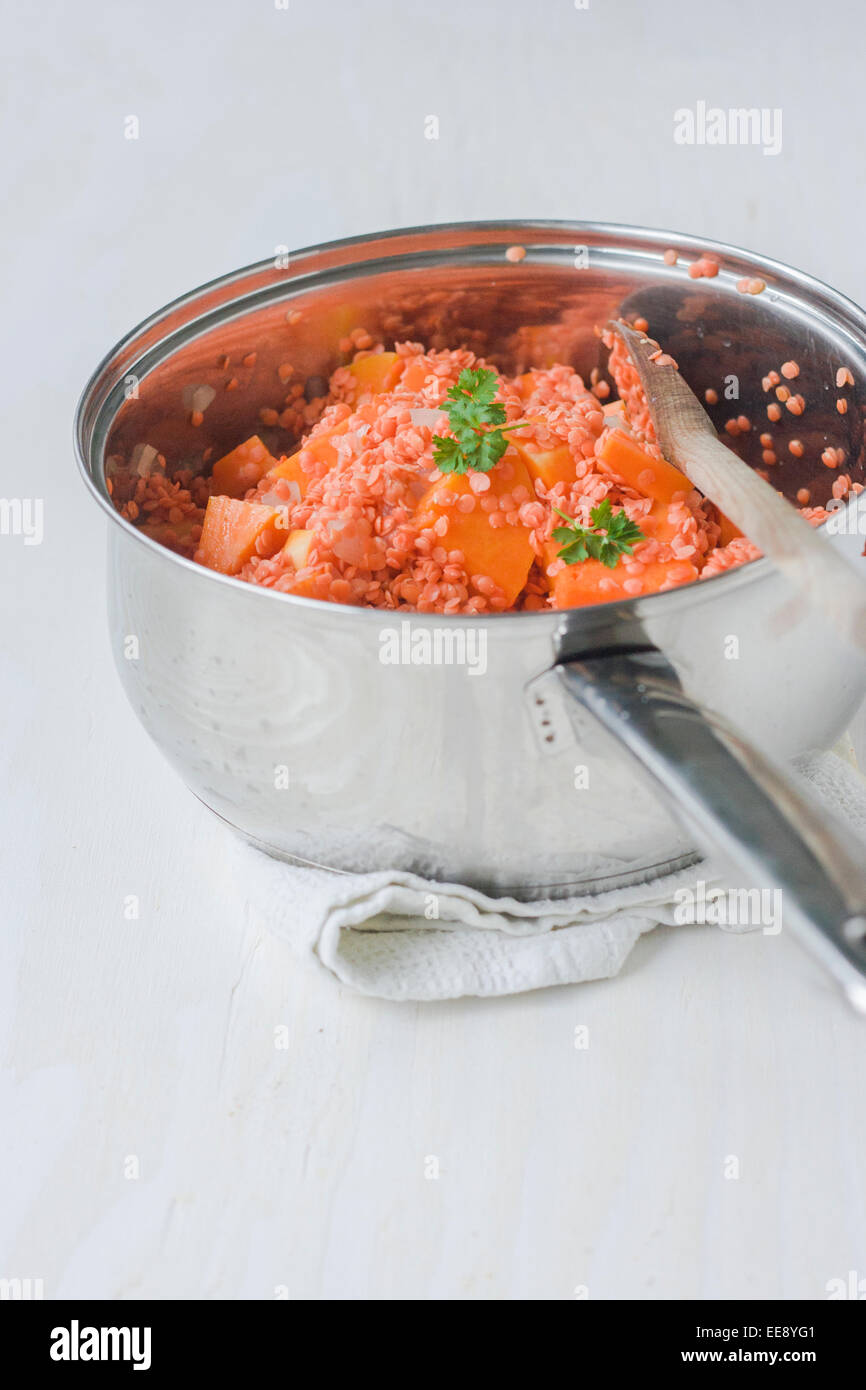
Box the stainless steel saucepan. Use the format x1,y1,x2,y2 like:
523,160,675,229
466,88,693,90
75,221,866,998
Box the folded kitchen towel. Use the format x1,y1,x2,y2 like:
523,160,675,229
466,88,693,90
239,746,866,1001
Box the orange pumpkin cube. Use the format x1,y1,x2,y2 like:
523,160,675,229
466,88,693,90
197,496,286,574
397,360,432,394
210,436,277,499
283,528,315,569
266,422,350,498
413,450,535,605
347,351,402,397
547,501,698,608
511,424,576,490
597,429,693,506
511,371,544,403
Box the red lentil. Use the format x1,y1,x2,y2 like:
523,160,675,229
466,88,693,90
832,475,851,500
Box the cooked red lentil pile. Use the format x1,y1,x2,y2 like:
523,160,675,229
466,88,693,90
107,334,858,614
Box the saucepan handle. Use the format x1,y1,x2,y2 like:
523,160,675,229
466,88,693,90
557,647,866,1001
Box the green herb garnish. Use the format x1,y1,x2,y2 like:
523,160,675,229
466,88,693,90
553,499,646,569
432,367,526,474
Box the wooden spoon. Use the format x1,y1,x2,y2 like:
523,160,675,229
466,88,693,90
607,320,866,652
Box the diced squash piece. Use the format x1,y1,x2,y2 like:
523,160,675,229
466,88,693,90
640,500,681,546
284,573,327,599
279,530,328,599
511,426,576,489
198,496,286,574
266,405,380,496
283,528,314,569
267,422,350,497
597,429,693,505
602,399,625,417
512,371,543,403
267,449,308,497
413,450,535,605
547,501,698,608
550,553,698,607
398,360,432,394
210,436,277,499
285,570,352,601
282,559,356,602
347,351,402,397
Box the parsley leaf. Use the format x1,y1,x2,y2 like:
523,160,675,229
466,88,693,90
432,367,526,474
553,500,646,570
430,435,465,474
476,428,509,474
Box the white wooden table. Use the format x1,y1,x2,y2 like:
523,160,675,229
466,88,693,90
3,0,866,1301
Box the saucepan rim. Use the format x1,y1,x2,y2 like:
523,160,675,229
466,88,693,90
74,218,866,630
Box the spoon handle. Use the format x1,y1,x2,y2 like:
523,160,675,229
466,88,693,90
559,648,866,1005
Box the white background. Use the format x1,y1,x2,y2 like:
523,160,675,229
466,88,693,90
2,0,866,1300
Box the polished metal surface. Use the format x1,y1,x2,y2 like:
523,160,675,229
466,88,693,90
76,222,866,910
559,650,866,996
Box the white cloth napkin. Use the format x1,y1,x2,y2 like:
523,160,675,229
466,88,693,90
239,747,866,1001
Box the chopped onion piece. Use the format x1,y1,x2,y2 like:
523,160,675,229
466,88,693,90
408,408,447,430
